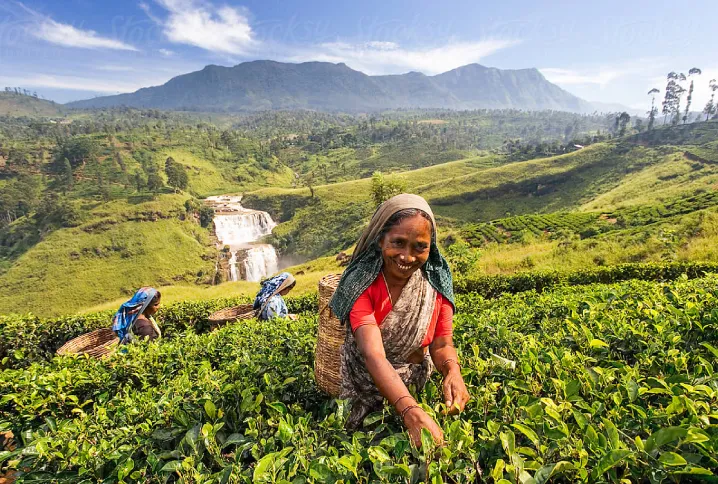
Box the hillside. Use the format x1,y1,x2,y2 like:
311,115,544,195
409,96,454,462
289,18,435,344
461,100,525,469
0,195,216,316
1,107,716,317
66,61,592,113
0,92,65,117
244,122,718,260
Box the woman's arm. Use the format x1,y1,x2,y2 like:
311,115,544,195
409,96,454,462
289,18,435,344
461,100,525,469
354,325,444,445
429,335,470,414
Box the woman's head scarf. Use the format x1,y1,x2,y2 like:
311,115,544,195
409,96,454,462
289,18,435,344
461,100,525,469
329,193,454,323
253,272,296,311
112,287,158,344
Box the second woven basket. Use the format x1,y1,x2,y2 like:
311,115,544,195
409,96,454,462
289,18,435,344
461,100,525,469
315,273,344,397
56,328,119,359
208,303,256,330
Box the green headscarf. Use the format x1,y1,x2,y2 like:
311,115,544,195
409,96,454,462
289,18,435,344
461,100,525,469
329,194,455,323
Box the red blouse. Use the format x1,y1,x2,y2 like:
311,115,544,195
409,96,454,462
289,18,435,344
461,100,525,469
349,273,453,347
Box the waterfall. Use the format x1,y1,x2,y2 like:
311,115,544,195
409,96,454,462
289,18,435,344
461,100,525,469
206,196,280,282
240,245,279,282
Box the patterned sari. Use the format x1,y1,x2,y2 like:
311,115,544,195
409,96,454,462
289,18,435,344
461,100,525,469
329,194,455,428
340,269,437,427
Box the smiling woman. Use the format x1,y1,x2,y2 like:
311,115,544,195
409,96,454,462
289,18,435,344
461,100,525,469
329,194,470,447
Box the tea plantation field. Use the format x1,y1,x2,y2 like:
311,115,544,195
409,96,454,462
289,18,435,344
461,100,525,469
2,275,718,482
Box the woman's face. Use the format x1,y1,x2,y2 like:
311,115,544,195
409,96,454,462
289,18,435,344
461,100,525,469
145,298,161,316
379,214,432,282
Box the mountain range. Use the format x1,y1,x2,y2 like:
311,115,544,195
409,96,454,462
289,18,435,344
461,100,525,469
67,61,597,113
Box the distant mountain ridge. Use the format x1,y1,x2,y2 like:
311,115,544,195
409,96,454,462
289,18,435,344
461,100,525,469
67,60,594,113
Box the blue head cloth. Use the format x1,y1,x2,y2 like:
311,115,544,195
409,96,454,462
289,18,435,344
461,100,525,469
112,287,158,344
253,272,294,311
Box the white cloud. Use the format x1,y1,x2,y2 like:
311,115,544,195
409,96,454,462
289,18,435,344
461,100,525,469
34,19,139,51
540,67,624,87
148,0,255,54
0,73,165,93
286,39,520,76
159,48,175,57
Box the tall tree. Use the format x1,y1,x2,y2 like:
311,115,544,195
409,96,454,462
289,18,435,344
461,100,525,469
146,171,164,192
704,79,718,121
662,72,677,125
165,156,188,192
647,88,660,131
617,112,631,136
683,68,702,124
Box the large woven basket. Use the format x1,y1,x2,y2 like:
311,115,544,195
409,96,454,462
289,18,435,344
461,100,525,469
315,273,344,397
208,303,255,329
56,328,119,359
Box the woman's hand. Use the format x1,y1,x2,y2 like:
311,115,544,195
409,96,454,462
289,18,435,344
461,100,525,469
442,366,470,414
287,314,298,321
403,407,444,447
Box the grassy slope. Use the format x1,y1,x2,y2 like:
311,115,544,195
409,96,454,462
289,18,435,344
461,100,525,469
163,149,295,197
0,92,64,116
459,133,718,275
581,152,718,211
0,195,215,316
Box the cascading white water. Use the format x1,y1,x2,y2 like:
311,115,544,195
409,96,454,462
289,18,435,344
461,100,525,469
212,211,276,245
241,245,279,282
206,196,280,282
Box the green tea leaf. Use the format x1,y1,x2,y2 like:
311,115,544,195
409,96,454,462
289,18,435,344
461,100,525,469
368,446,391,462
309,462,332,480
645,427,688,454
534,461,574,484
589,450,632,480
626,380,639,402
500,430,516,455
658,452,687,466
254,452,279,482
204,400,217,420
160,460,183,473
420,428,434,452
491,459,506,481
512,423,540,448
277,420,294,443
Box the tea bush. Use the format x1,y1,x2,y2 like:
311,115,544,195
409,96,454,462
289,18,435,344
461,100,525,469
0,293,318,370
2,276,718,482
454,261,718,298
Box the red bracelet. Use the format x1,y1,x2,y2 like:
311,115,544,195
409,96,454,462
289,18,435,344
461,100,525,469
400,404,420,422
392,395,414,408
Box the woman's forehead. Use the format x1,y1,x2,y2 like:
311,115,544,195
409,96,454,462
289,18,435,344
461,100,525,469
387,215,432,236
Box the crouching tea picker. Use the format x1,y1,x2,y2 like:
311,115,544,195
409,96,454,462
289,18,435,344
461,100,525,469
253,272,297,321
112,287,162,344
329,194,470,446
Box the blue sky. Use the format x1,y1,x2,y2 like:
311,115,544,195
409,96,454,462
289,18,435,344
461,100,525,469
1,0,716,111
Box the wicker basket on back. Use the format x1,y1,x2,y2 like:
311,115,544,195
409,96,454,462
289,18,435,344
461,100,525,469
208,303,256,330
56,327,119,359
315,273,344,397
